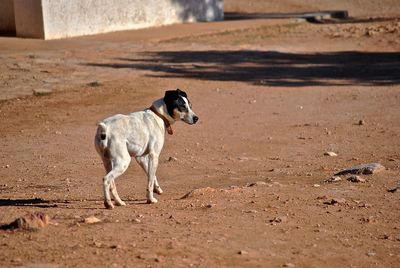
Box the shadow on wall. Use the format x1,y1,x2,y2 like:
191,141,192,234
172,0,224,21
86,50,400,87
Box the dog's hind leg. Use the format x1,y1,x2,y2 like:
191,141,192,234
103,152,130,209
110,180,126,206
136,155,163,195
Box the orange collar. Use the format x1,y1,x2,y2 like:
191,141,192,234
150,105,173,135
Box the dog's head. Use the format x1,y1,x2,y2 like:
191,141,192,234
164,89,199,125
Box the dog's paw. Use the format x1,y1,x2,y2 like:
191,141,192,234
104,200,115,210
154,186,163,195
146,197,158,204
115,200,126,206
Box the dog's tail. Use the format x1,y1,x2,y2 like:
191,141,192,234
96,122,109,150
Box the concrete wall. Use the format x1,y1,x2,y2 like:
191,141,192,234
14,0,45,38
0,0,15,33
10,0,223,39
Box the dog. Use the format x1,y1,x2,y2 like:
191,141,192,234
94,89,198,209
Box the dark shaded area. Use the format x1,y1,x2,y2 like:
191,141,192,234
224,10,348,21
0,198,56,208
224,11,393,24
0,30,16,37
86,50,400,87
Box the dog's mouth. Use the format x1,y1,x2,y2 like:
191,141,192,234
183,115,199,125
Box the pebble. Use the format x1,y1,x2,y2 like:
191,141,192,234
242,210,258,214
324,198,346,205
238,250,248,255
387,187,398,193
324,151,338,157
246,181,267,187
181,187,216,199
137,253,160,262
347,175,366,183
93,241,103,248
270,216,288,224
324,176,342,183
283,263,295,267
366,252,376,257
168,156,178,162
0,212,50,230
313,184,321,187
84,216,102,224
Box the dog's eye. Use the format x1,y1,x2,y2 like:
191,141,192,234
178,104,189,112
176,98,188,112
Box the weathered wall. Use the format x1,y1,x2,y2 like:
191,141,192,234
11,0,223,39
0,0,15,33
13,0,44,38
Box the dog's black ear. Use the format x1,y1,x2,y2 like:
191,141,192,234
164,90,178,100
164,90,179,117
176,88,187,98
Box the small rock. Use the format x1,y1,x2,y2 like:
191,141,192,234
168,156,178,162
110,244,123,249
137,253,160,262
84,216,102,224
0,212,50,230
270,216,288,224
87,81,102,87
366,252,376,257
324,198,346,205
324,176,342,183
313,184,321,187
283,263,295,267
238,250,248,255
246,181,267,187
358,120,366,125
324,151,338,157
33,89,52,97
387,187,398,193
93,241,103,248
347,175,366,183
180,187,216,199
242,210,258,214
334,163,385,176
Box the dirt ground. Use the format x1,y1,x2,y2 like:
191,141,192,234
0,1,400,267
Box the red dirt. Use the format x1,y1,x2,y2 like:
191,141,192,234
0,1,399,267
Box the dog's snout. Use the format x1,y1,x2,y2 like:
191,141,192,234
193,115,199,124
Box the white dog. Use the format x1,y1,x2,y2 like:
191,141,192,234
94,89,198,209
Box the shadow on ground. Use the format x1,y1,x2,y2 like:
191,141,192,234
86,50,400,87
0,198,56,208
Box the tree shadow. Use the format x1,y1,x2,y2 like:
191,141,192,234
85,50,400,87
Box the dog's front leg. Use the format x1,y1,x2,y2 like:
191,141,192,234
136,156,163,195
146,153,159,204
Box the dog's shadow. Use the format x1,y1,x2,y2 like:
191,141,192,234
0,198,57,208
0,198,150,209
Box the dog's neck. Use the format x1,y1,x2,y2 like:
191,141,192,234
150,98,175,135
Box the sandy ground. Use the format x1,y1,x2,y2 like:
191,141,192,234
0,1,400,267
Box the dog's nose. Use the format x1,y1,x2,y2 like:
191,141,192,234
193,116,199,124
